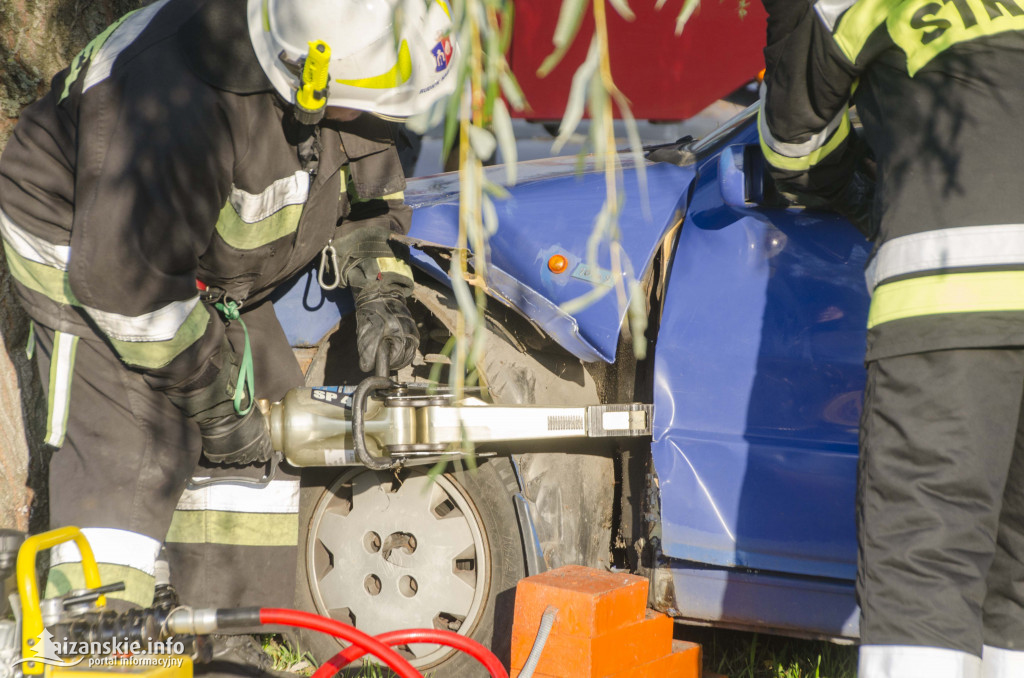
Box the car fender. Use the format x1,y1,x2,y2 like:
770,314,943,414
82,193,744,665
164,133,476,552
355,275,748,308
400,156,695,363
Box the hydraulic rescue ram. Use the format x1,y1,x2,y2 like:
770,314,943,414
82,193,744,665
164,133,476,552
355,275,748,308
268,382,653,470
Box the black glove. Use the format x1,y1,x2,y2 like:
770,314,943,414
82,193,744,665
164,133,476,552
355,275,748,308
786,169,877,241
341,249,419,374
164,338,274,466
354,285,419,373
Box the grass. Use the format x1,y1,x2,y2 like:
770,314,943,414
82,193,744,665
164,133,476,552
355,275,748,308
260,635,429,678
261,635,317,676
679,626,858,678
262,627,857,678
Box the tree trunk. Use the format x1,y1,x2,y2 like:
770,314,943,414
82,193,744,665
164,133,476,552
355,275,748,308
0,0,147,531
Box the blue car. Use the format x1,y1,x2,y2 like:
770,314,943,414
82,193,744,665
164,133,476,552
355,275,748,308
271,103,871,676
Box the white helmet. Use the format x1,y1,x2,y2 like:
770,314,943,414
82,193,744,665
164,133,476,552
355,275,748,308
247,0,459,121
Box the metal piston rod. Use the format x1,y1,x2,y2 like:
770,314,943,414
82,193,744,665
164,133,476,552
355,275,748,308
269,385,653,469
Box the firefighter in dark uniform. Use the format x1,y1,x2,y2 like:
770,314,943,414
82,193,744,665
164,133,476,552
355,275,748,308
0,0,457,619
758,1,1024,676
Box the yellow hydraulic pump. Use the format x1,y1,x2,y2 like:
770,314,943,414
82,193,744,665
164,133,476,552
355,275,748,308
3,527,191,678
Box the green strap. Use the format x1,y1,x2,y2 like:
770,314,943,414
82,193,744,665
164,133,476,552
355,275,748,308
26,320,35,360
214,300,255,416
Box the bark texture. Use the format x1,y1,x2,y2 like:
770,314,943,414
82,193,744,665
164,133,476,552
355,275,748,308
0,0,148,530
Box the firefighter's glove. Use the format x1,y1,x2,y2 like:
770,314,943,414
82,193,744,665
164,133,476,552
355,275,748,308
345,255,418,374
354,286,419,373
194,405,273,466
830,169,877,241
164,339,274,466
783,169,877,241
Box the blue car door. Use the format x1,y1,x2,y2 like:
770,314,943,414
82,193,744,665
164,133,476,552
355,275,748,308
652,124,873,586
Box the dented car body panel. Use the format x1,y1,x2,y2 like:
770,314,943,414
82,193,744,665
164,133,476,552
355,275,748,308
273,108,872,641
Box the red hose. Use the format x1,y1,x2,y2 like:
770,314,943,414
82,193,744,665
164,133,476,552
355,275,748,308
257,608,422,678
311,628,509,678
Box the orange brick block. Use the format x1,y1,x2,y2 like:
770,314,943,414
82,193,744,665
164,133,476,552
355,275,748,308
607,640,702,678
511,610,673,677
512,565,649,640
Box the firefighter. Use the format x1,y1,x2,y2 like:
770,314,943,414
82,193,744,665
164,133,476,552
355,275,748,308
758,1,1024,677
0,0,456,625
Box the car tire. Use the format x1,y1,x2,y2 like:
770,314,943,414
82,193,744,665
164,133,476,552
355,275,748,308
294,459,526,677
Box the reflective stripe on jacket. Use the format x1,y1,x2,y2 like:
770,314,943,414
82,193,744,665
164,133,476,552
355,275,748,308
0,0,409,383
759,0,1024,360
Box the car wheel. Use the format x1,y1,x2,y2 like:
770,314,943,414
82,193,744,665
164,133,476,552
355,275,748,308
295,459,526,676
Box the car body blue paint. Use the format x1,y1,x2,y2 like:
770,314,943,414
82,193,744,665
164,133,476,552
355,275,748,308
274,108,875,639
274,156,693,361
402,156,695,362
653,143,872,582
270,268,353,347
668,564,861,639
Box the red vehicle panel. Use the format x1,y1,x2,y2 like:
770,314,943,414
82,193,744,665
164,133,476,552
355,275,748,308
510,1,767,120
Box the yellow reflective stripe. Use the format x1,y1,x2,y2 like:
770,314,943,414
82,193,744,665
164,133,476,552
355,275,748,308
759,110,852,172
336,40,412,89
45,331,78,448
58,9,138,102
376,257,413,279
344,173,401,204
868,270,1024,329
834,0,893,63
889,0,1024,76
262,0,270,31
108,302,209,369
215,201,303,250
165,510,298,546
436,0,451,19
26,320,35,360
46,563,155,608
3,246,77,305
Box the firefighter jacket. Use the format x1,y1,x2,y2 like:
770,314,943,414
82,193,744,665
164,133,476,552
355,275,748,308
759,0,1024,362
0,0,410,388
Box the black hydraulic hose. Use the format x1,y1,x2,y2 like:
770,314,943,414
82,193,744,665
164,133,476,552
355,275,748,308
351,375,396,470
353,344,398,470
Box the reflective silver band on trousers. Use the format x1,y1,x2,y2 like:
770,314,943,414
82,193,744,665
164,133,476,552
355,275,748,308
865,223,1024,291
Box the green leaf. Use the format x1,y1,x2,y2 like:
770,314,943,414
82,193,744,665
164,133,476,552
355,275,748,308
499,1,515,53
483,180,512,200
441,76,464,168
482,194,499,236
612,89,650,218
627,278,648,360
676,0,700,35
468,125,497,161
587,71,608,171
609,0,636,21
537,0,589,77
499,69,527,112
553,35,600,154
491,98,517,185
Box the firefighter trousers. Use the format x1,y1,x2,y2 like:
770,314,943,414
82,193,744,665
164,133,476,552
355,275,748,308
34,300,305,609
858,348,1024,678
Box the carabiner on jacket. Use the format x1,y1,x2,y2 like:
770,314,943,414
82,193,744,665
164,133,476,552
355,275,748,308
318,242,341,290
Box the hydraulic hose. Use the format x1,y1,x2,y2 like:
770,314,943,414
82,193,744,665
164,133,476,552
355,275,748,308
311,628,509,678
257,609,421,678
168,607,421,678
351,375,399,470
517,606,558,678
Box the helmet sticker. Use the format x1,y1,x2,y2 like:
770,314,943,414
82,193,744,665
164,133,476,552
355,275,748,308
431,36,453,72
